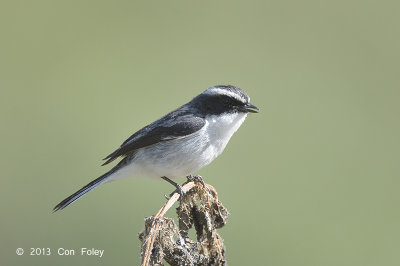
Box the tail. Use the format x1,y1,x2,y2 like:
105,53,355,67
53,168,118,212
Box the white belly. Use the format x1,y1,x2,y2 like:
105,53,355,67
109,113,248,180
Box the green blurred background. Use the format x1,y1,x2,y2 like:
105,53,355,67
1,0,399,265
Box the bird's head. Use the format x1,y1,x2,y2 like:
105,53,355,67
190,85,259,116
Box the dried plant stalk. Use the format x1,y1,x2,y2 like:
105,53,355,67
139,181,229,266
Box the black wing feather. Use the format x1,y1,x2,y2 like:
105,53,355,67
102,107,205,166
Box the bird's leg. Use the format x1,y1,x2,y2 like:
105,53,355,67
161,176,185,199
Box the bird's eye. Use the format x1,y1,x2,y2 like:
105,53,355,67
221,97,231,105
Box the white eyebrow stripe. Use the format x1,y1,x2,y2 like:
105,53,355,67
204,87,249,103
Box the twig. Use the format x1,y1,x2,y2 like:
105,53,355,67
141,181,197,266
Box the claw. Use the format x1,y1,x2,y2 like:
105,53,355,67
161,176,186,200
187,174,211,195
169,184,185,199
187,174,206,188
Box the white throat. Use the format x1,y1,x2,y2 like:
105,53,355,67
204,112,248,159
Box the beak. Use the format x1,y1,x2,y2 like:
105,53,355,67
244,103,259,113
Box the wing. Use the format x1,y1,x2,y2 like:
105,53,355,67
102,108,205,166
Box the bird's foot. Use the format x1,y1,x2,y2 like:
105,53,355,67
169,184,185,199
186,174,206,187
161,176,186,200
187,174,211,195
164,186,185,200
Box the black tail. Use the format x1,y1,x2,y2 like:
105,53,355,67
53,168,117,212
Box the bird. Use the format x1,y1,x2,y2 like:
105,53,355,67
53,85,259,211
